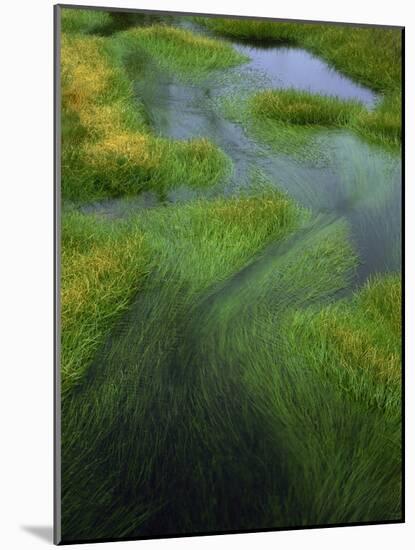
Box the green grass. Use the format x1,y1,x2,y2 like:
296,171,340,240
197,17,402,149
251,89,363,126
260,274,402,523
282,274,401,414
59,9,402,541
61,210,151,395
61,7,113,35
61,189,308,540
61,25,246,202
117,24,248,79
196,18,401,93
61,189,302,393
246,89,401,149
62,206,400,539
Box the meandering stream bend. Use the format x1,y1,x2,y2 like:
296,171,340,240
83,23,400,286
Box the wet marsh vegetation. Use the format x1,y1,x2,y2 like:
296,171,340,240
59,7,403,542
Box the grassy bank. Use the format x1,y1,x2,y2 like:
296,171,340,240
198,18,402,149
61,19,246,202
196,18,401,93
117,24,248,78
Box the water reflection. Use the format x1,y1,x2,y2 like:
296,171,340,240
234,44,378,107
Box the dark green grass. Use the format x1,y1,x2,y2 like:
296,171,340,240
196,18,401,93
61,190,305,540
61,188,400,540
59,10,402,541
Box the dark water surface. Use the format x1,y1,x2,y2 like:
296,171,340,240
232,42,377,106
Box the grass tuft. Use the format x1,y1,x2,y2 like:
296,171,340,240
250,89,363,126
61,8,113,35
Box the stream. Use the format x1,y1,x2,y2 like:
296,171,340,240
62,21,402,540
82,22,401,287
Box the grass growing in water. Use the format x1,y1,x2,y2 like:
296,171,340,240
61,24,246,202
251,89,363,126
196,18,401,93
260,274,402,523
61,211,150,394
118,24,248,79
59,8,402,540
198,18,402,149
60,203,402,541
61,190,301,394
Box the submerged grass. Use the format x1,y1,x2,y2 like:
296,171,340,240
258,274,402,523
61,190,301,395
117,24,248,78
61,203,401,539
61,189,306,540
59,8,402,541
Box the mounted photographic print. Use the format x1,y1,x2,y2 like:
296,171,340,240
54,4,404,544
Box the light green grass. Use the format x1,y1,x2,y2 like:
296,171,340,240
251,89,363,126
247,89,401,149
61,26,246,202
59,9,402,540
61,7,112,35
117,24,248,79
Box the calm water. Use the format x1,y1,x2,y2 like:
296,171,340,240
82,25,400,285
233,43,377,106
